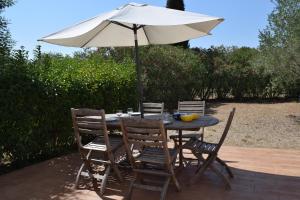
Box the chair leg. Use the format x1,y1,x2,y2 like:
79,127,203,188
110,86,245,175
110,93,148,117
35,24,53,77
107,152,123,182
194,154,211,174
171,138,179,149
100,165,111,196
80,150,99,191
126,181,134,200
75,163,85,189
170,167,181,192
216,157,234,178
82,158,98,191
160,177,171,200
111,162,123,181
209,164,231,190
189,155,214,185
200,127,204,141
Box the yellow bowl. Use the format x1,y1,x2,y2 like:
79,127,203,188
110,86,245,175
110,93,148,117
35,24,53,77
180,114,194,122
191,113,200,120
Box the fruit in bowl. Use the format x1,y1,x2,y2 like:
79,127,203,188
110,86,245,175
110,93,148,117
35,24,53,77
180,114,194,122
191,113,200,120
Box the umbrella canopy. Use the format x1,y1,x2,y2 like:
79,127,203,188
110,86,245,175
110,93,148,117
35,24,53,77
40,2,223,47
39,2,224,116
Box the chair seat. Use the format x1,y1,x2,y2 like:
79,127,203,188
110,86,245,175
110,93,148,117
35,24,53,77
170,133,202,140
136,147,177,164
183,139,217,154
83,135,123,152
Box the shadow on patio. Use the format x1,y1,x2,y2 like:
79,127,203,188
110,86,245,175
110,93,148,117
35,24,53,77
0,146,299,200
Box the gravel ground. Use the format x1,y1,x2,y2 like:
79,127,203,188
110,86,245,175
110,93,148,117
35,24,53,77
170,102,300,150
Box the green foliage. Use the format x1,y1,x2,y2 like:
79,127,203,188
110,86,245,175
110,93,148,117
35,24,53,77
0,49,136,167
227,47,260,98
192,46,229,99
139,45,205,110
0,0,14,66
257,0,300,97
192,46,267,99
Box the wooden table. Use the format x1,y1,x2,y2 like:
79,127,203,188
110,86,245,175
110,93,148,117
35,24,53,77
105,114,219,168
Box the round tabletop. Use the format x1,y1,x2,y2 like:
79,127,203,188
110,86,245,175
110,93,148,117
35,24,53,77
105,114,219,131
165,115,219,130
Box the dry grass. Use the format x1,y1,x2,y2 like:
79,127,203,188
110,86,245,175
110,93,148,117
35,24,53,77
171,102,300,150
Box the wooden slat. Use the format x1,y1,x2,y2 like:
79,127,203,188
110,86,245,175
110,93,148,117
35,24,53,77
179,101,205,105
137,154,166,164
72,108,104,116
128,139,163,147
122,118,162,128
143,103,164,108
143,108,164,112
143,102,164,114
126,127,160,135
90,158,111,164
76,116,103,122
179,107,204,111
77,122,105,130
135,147,177,164
178,101,205,116
80,172,105,181
133,169,170,176
83,144,107,151
127,133,163,141
78,128,104,135
132,183,163,192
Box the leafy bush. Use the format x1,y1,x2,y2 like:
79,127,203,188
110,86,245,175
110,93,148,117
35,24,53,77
0,50,136,167
140,45,206,110
110,44,298,104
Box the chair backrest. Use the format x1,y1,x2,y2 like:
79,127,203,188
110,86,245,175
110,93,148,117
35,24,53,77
142,102,164,114
71,108,111,150
121,118,171,166
178,101,205,116
215,108,236,153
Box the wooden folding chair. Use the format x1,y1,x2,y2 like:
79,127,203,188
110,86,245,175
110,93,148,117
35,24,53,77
71,108,123,195
142,102,164,115
121,118,181,200
184,108,236,189
170,101,206,147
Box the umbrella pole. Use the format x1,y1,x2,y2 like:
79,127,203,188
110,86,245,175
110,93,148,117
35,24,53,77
133,24,144,118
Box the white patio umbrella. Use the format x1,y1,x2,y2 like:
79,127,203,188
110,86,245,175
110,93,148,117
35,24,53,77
39,2,224,117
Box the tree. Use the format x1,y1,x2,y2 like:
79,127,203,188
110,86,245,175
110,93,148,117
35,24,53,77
166,0,189,48
258,0,300,97
0,0,14,65
166,0,185,10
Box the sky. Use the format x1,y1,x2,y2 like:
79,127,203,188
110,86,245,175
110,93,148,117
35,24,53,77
4,0,275,57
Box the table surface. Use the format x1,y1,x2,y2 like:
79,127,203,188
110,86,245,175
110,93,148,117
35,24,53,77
104,114,219,130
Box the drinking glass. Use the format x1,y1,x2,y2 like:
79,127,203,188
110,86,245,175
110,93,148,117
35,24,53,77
163,112,170,121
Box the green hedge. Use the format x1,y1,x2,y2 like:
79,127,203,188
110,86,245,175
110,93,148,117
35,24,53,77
0,52,136,167
1,45,299,170
140,46,206,110
109,45,299,106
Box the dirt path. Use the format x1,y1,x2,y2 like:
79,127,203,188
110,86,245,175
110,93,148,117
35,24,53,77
200,102,300,149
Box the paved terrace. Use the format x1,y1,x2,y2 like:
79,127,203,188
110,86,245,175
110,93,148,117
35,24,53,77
1,146,299,200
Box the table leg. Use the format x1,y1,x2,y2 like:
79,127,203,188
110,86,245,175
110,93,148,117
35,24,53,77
178,130,183,168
